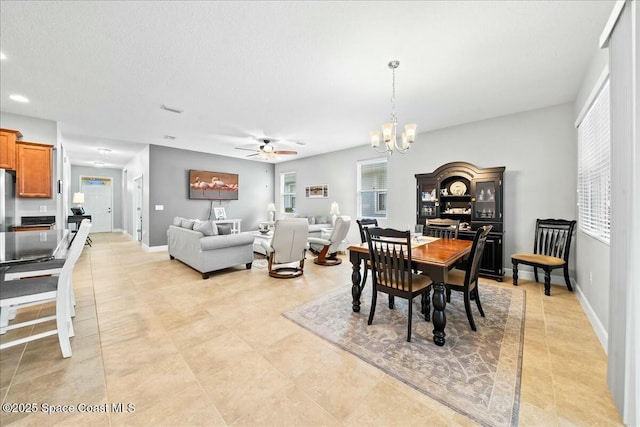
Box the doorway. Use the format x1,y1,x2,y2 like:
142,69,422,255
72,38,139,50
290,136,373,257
134,175,143,242
80,176,113,233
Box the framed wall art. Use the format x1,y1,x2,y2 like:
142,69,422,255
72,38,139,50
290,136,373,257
305,184,328,198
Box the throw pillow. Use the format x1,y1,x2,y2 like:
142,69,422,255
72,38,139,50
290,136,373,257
181,219,196,230
193,220,215,236
317,215,329,224
308,217,316,225
173,216,184,226
216,223,232,235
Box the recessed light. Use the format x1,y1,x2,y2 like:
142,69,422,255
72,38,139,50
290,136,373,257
160,104,183,114
0,52,6,61
97,148,112,155
9,94,29,103
93,161,105,167
163,135,176,140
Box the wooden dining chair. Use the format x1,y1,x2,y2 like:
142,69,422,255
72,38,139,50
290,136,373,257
365,227,431,342
512,218,576,296
424,225,492,331
425,218,460,239
0,220,91,357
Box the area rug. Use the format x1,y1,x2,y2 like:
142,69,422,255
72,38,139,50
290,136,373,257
283,281,525,427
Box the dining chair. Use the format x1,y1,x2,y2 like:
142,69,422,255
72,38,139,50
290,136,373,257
0,219,91,357
365,227,431,342
425,225,492,331
425,218,460,239
511,218,576,296
260,218,309,279
356,218,396,309
308,216,351,266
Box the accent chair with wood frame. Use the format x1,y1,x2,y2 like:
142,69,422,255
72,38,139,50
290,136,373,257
308,216,351,266
365,227,431,342
511,218,576,296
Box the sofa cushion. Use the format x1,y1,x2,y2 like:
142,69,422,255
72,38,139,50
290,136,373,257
316,215,329,224
193,220,217,236
181,219,196,229
217,223,232,235
173,216,185,226
200,233,255,250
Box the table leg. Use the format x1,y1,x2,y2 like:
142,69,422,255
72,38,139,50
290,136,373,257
431,281,447,346
350,251,363,312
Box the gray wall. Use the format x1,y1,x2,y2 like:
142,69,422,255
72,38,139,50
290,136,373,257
147,145,275,247
276,102,578,276
70,165,123,230
0,111,59,223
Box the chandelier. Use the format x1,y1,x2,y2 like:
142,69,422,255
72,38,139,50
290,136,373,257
370,60,417,154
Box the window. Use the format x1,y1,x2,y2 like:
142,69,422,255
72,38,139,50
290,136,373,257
577,78,610,244
358,158,387,218
281,172,296,213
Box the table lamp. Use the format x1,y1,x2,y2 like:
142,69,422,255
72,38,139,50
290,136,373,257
267,202,276,222
72,192,84,207
330,201,340,226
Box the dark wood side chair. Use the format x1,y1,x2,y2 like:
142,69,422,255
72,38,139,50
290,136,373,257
356,218,378,285
365,227,431,342
424,225,492,331
511,218,576,296
425,218,460,239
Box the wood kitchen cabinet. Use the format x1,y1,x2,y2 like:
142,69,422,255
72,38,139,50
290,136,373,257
16,141,53,198
0,128,22,170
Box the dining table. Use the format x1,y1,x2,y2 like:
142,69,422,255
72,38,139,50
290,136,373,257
348,236,472,346
0,229,70,267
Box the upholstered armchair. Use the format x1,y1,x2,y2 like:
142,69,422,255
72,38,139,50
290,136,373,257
308,216,351,266
260,218,309,279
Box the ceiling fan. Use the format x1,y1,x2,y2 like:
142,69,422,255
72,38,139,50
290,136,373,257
235,139,298,158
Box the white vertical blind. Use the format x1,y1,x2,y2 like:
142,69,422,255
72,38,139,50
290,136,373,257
577,79,611,243
280,172,296,213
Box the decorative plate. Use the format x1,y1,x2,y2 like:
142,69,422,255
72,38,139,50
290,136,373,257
450,181,467,196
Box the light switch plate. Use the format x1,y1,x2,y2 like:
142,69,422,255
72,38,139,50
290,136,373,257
155,205,164,211
39,205,47,212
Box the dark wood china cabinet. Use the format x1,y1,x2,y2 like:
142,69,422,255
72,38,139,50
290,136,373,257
416,161,505,281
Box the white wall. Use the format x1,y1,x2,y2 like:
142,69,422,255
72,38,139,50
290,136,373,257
277,102,578,279
123,146,150,245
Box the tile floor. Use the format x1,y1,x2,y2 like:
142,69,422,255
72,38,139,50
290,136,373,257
0,233,623,426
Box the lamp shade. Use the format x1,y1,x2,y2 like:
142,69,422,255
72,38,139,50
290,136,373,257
267,203,276,212
330,202,340,215
72,192,85,204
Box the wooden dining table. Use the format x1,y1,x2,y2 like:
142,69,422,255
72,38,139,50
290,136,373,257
348,237,472,346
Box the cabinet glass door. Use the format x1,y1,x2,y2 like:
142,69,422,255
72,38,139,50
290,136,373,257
418,182,438,219
472,180,499,222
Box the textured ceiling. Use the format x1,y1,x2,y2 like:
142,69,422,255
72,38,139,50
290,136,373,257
0,1,614,167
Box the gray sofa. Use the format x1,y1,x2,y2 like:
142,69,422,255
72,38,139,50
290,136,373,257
288,214,332,237
167,221,254,279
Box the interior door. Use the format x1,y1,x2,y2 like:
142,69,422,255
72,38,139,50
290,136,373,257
134,176,143,241
81,176,113,233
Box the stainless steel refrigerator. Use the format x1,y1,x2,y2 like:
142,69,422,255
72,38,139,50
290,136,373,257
0,168,17,232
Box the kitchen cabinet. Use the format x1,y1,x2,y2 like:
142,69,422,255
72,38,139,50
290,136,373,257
16,142,53,198
0,128,22,170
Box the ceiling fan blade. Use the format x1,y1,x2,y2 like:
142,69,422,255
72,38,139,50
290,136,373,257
235,147,260,152
246,153,260,157
273,150,297,155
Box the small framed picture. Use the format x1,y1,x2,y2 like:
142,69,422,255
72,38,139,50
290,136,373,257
213,207,226,220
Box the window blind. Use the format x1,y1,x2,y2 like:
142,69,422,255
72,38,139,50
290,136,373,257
358,158,387,218
577,79,610,243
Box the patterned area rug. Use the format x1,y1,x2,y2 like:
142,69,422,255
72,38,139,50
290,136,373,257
283,281,525,427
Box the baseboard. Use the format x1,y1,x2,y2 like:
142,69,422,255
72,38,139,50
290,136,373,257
144,244,168,253
504,268,608,353
112,228,122,233
574,281,608,354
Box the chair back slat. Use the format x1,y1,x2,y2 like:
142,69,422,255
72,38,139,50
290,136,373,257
533,219,576,261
